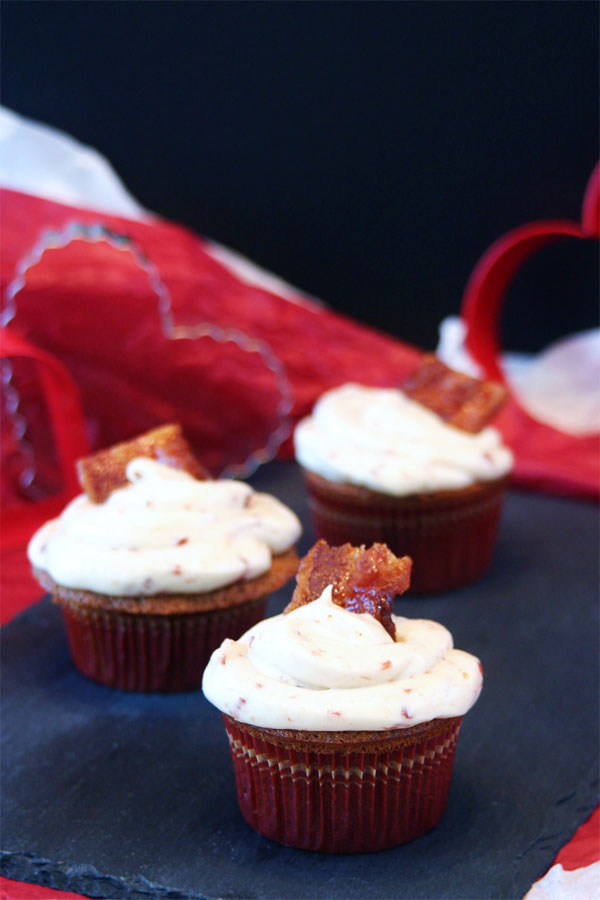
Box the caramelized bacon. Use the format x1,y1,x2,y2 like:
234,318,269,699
77,423,209,503
401,355,507,433
284,540,412,640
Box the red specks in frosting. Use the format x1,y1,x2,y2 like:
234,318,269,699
328,710,342,717
401,707,413,720
381,660,392,670
255,682,263,688
478,661,483,676
218,654,226,666
172,565,182,576
175,537,189,546
248,636,255,648
145,501,154,508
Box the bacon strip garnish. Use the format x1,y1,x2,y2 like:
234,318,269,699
77,423,209,503
401,354,507,433
284,540,412,640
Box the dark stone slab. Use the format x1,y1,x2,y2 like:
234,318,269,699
1,462,598,899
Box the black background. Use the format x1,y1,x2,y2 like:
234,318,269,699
2,1,598,351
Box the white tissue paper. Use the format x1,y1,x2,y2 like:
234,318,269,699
0,106,309,305
437,317,600,437
522,861,600,900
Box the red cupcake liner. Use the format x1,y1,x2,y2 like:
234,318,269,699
304,472,507,593
58,596,267,692
224,715,462,853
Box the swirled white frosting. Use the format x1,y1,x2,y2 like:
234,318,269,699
28,458,301,595
202,585,482,730
294,383,513,495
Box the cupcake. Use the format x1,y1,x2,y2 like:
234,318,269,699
28,424,301,692
202,540,483,853
294,356,513,592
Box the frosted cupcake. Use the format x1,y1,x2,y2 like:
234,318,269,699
28,425,301,691
203,540,483,852
294,357,512,592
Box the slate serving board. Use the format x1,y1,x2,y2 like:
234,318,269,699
2,462,598,900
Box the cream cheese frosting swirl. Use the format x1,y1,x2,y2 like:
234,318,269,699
294,383,513,495
202,585,482,731
28,458,301,596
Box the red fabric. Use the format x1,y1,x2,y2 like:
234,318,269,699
0,879,88,900
0,328,90,526
461,162,600,500
554,807,600,872
0,327,90,624
490,403,599,501
2,185,598,506
0,188,419,491
0,544,43,624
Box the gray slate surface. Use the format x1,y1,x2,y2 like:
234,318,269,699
1,462,598,899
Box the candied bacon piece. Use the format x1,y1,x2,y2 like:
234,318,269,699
401,354,507,433
77,423,210,503
284,540,412,640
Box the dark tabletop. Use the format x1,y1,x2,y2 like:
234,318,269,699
1,462,598,900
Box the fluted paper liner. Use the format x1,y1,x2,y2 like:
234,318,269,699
224,715,462,853
58,596,266,692
304,471,508,593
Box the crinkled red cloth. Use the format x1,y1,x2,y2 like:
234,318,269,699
0,880,88,900
1,188,598,503
0,188,420,494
